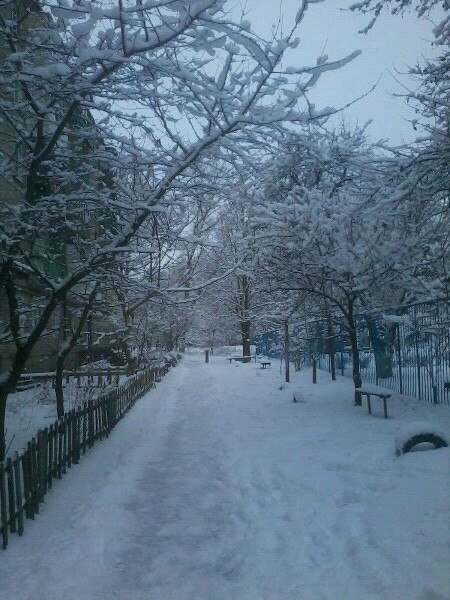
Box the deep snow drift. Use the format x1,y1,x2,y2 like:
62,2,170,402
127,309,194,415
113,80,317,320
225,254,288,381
0,351,449,600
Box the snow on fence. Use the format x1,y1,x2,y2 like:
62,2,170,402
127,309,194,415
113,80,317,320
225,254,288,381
17,366,133,391
0,355,180,550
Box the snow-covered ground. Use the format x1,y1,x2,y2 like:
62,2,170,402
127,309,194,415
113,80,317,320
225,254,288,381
1,350,449,600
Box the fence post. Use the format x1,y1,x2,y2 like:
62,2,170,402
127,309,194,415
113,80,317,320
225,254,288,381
62,418,68,474
6,457,16,534
113,392,118,427
97,401,104,441
102,399,108,436
27,441,36,516
13,452,24,536
72,410,80,464
67,414,72,469
82,403,88,454
374,348,379,386
57,422,63,479
396,327,403,395
0,462,8,549
51,422,58,482
48,424,54,489
88,401,94,448
106,393,113,432
433,385,438,405
35,432,42,500
22,448,32,519
414,326,422,401
94,403,99,441
36,431,45,503
31,437,39,514
41,428,48,496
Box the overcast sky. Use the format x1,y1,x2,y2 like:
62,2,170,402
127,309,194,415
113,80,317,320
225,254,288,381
240,0,440,145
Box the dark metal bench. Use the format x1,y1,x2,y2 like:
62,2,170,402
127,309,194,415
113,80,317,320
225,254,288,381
260,361,271,369
356,387,391,419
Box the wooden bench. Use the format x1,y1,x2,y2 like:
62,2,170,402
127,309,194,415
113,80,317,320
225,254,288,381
356,387,391,419
228,355,257,363
260,361,271,369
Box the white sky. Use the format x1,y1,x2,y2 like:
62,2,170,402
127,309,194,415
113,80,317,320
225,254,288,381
240,0,440,144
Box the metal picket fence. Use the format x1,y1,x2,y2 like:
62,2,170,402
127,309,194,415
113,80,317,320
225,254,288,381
0,354,180,550
308,299,449,405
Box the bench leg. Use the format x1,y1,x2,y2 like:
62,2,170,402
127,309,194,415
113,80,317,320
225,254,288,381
383,397,388,419
367,394,371,415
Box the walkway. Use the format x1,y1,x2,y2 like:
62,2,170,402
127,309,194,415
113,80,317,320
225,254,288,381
0,351,449,599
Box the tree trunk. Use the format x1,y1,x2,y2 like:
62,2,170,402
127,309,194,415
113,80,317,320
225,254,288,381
55,285,99,419
237,275,251,361
327,317,336,381
55,357,65,419
284,321,290,383
241,320,251,360
87,312,93,364
348,305,362,405
0,387,7,461
365,316,393,379
121,339,137,374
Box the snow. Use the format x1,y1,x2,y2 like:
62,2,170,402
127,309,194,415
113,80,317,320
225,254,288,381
0,351,449,599
382,314,413,326
292,388,305,403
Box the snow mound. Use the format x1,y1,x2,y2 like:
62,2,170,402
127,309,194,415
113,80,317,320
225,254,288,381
292,389,305,403
395,421,449,456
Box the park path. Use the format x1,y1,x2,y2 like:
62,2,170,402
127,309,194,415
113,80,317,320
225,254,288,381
0,351,449,600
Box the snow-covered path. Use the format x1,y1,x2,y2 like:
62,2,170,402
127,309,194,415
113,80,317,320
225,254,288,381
1,352,449,600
